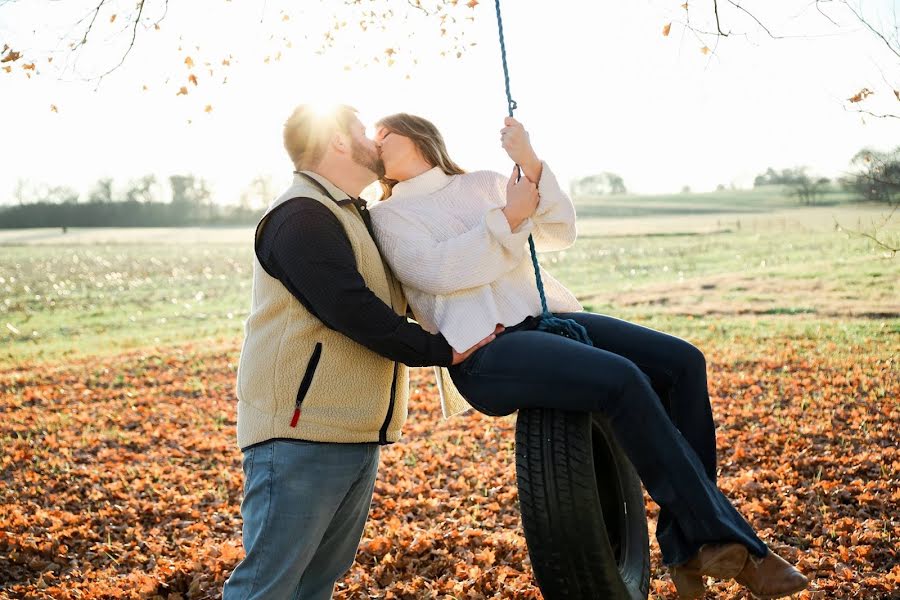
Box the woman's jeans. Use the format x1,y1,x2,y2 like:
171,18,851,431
222,439,380,600
448,311,768,566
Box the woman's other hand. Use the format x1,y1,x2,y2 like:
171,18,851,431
502,166,539,231
451,324,505,365
501,117,543,183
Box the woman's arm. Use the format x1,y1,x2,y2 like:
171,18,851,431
500,118,577,251
372,203,533,296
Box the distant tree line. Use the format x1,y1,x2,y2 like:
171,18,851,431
752,146,899,206
0,174,274,228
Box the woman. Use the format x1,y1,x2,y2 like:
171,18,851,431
368,113,808,600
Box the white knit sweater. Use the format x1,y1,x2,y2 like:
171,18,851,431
369,162,583,354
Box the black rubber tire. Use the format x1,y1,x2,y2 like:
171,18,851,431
515,409,650,600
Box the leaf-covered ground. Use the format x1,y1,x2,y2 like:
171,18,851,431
1,336,896,599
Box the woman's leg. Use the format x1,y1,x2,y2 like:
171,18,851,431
449,328,767,566
555,311,727,564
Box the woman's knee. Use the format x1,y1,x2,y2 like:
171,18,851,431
674,339,706,376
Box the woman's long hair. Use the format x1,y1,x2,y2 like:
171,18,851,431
376,113,466,199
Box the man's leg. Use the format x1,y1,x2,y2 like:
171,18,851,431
293,443,380,600
449,328,767,566
222,440,378,600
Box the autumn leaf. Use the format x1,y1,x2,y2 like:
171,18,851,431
204,105,213,113
385,48,396,57
467,0,478,8
847,87,874,103
188,73,198,86
110,14,117,23
23,63,35,71
176,86,188,96
50,104,58,113
1,49,21,63
662,22,672,37
700,46,710,55
681,2,689,8
282,14,290,21
184,56,194,69
2,66,10,73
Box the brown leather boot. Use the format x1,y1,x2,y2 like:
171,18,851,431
735,549,809,599
669,543,750,599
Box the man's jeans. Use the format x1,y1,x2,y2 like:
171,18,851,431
448,311,769,566
223,439,380,600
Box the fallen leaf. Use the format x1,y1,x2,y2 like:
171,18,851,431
663,22,672,36
848,88,874,103
184,56,194,69
50,105,58,113
176,86,188,96
188,73,198,86
110,14,116,23
2,50,22,63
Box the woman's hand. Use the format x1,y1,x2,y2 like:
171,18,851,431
452,324,505,365
502,166,539,231
501,117,543,183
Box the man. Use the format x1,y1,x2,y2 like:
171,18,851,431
223,105,497,599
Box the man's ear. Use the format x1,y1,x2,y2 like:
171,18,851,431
330,131,350,155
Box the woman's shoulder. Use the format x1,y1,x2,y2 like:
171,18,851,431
454,170,507,196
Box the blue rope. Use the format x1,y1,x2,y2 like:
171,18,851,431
493,0,592,346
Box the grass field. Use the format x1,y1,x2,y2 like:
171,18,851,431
1,191,898,598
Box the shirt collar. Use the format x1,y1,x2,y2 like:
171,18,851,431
390,166,454,200
294,170,354,203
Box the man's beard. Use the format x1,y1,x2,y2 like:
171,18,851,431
351,139,385,179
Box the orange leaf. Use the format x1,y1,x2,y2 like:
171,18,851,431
176,86,188,96
110,14,117,23
1,50,21,63
385,48,395,57
467,0,479,8
204,104,213,113
700,46,710,55
184,56,194,69
282,14,290,21
50,104,58,113
188,73,198,86
2,66,10,73
681,2,689,8
23,62,35,70
847,87,874,103
662,22,672,36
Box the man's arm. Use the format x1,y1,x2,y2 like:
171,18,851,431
257,198,455,368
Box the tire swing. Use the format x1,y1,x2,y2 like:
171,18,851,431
492,2,651,598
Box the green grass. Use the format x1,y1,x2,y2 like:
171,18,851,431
2,192,897,368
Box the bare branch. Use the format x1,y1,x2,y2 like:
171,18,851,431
835,215,899,255
841,0,900,59
91,0,146,85
713,0,728,36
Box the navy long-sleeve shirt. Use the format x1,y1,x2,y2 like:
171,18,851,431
255,197,454,368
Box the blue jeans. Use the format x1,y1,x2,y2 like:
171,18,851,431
222,439,380,600
448,312,768,566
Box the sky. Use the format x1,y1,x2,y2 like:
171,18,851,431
1,0,899,205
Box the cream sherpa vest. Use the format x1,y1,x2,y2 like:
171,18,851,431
235,171,410,449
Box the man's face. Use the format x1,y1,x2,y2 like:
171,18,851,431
348,117,385,179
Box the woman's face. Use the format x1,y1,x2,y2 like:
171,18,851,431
375,126,425,181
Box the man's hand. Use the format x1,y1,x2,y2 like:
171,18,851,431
500,117,543,183
502,165,539,231
451,324,505,365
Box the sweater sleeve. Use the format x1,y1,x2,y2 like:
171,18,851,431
258,198,454,367
371,201,533,296
524,162,578,252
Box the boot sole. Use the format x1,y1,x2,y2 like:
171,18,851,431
749,580,810,600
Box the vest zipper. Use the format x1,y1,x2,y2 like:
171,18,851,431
378,362,400,444
290,342,322,427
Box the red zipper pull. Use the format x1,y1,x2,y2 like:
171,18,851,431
290,408,301,427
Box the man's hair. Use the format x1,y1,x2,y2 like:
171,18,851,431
375,113,465,199
283,104,359,170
